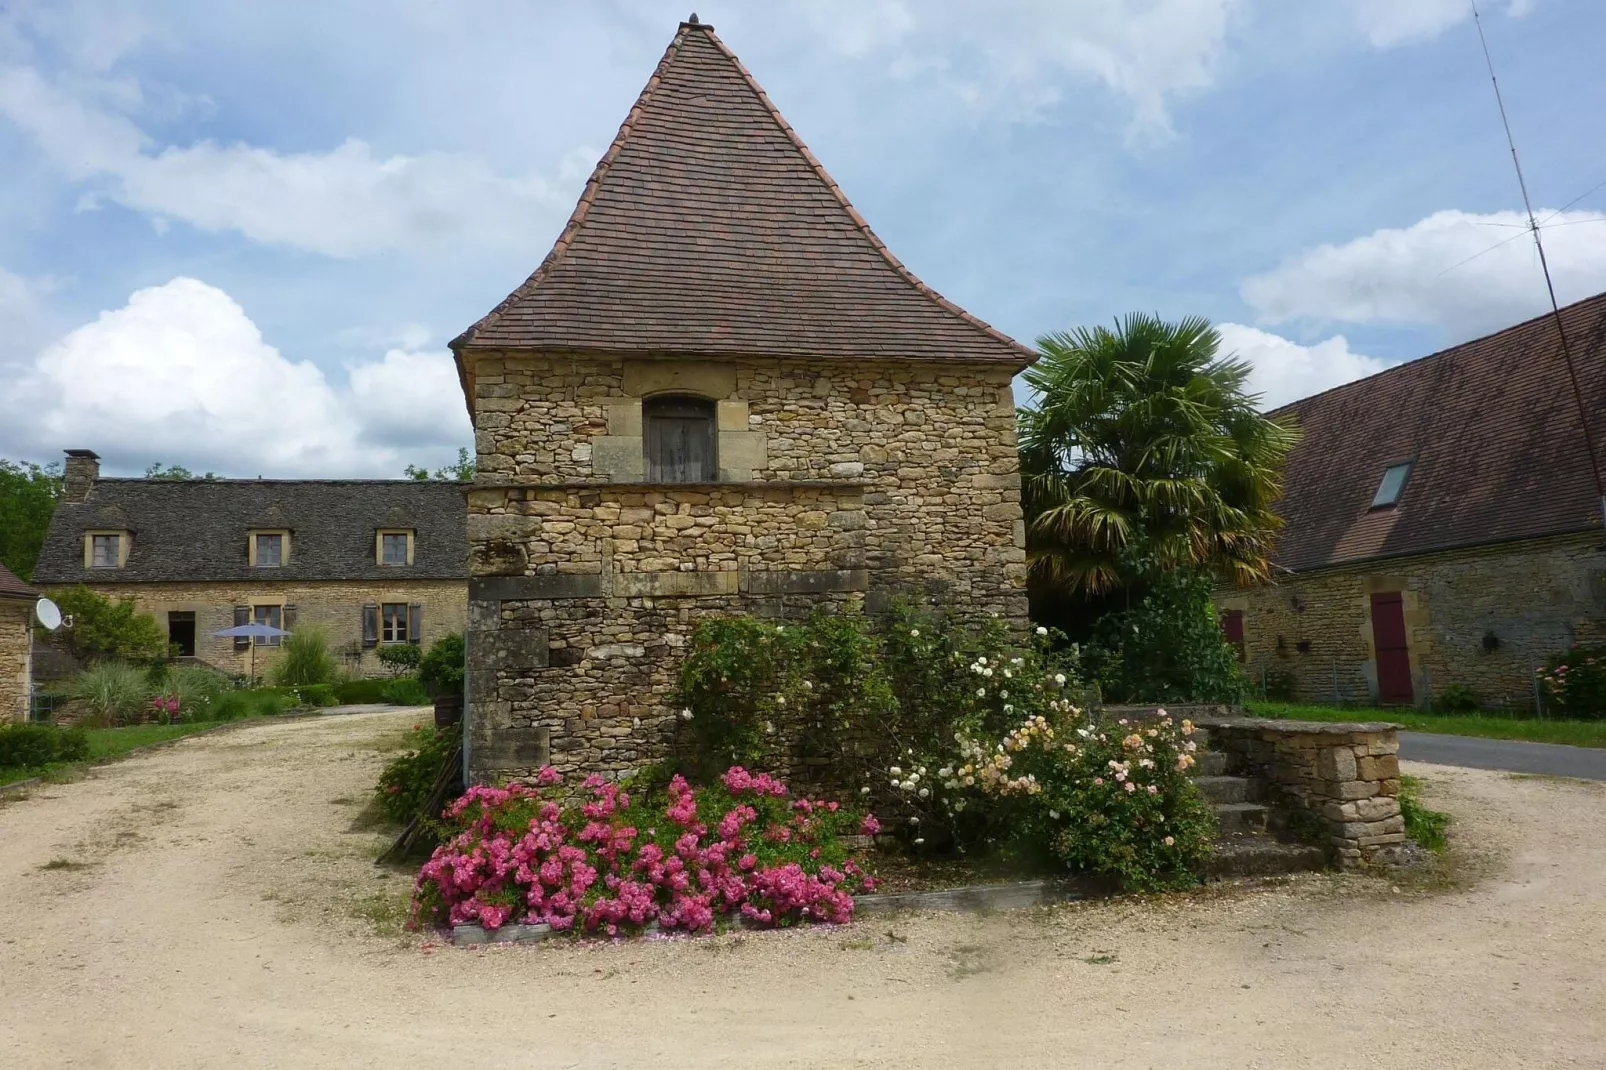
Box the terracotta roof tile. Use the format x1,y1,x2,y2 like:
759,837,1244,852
453,19,1034,370
1271,291,1606,573
0,562,37,600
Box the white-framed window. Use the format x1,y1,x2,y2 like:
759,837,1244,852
378,530,413,566
381,602,409,644
90,533,121,568
253,604,284,646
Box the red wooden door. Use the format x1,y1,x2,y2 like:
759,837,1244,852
1370,593,1414,705
1221,609,1246,662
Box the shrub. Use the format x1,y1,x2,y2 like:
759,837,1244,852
673,604,1078,787
50,587,169,664
380,676,432,706
269,628,339,688
376,723,460,824
0,723,90,769
885,706,1215,891
411,766,877,935
376,644,422,676
1536,645,1606,719
1434,682,1480,714
417,633,466,698
1399,775,1449,852
62,661,150,725
333,678,391,704
211,688,296,721
293,683,338,708
1080,568,1244,704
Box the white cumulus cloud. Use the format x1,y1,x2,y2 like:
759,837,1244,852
0,63,590,257
1216,322,1393,410
1240,208,1606,340
0,277,473,476
1354,0,1535,48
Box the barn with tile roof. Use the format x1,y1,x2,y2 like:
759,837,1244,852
453,17,1033,785
1216,294,1606,710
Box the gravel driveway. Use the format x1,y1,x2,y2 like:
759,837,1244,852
1,710,1603,1069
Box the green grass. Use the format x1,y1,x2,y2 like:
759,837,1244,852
0,718,249,788
1245,700,1606,748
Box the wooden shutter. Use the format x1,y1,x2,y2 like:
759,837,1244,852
408,603,422,646
362,603,380,649
644,397,716,483
233,605,250,650
282,604,298,633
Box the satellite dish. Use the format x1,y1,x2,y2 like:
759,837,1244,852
35,597,63,631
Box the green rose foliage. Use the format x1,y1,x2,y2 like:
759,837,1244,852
1082,568,1245,704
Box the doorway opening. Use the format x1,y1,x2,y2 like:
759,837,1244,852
168,611,196,657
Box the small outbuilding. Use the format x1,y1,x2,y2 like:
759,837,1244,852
0,563,38,724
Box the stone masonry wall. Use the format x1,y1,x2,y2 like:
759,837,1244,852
1201,717,1405,868
1215,532,1606,709
466,351,1029,785
42,580,467,679
0,600,31,724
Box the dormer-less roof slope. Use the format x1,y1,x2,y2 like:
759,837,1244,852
0,562,37,601
33,480,468,585
452,18,1034,376
1270,290,1606,573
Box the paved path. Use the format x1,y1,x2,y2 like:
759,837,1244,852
1400,731,1606,780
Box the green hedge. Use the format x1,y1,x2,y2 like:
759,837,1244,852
333,678,391,704
380,677,432,706
0,724,90,770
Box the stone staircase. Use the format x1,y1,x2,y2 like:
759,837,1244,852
1188,730,1328,879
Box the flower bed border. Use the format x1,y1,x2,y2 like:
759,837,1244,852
445,876,1112,945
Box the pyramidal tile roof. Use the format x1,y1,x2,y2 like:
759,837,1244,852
452,17,1034,369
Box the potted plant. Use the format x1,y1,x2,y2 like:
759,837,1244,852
417,632,466,728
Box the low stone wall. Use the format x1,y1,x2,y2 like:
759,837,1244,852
1199,716,1405,868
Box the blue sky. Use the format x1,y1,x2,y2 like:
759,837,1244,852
2,0,1604,477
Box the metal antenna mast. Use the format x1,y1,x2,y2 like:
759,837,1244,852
1470,0,1606,535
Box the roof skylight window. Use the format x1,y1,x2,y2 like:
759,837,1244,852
1370,462,1412,509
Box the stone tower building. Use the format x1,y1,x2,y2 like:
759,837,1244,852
454,18,1035,785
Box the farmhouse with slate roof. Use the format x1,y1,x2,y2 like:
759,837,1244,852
1216,293,1606,710
454,17,1033,785
33,451,468,679
0,562,37,723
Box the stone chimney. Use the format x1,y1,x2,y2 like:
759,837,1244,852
62,449,100,503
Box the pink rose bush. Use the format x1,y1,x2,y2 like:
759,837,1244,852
411,765,879,935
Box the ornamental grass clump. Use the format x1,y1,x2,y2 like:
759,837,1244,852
411,766,878,936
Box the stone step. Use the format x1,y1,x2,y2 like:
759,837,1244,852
1193,775,1263,805
1205,837,1327,880
1213,801,1270,835
1193,750,1229,777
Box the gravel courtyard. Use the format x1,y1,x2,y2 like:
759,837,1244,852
1,709,1602,1069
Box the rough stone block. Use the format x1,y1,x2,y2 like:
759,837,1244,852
1331,780,1379,800
613,571,739,597
1317,746,1358,781
716,399,749,431
478,726,551,770
740,569,869,595
592,436,645,481
1356,754,1400,781
471,575,605,601
717,431,767,479
606,399,643,437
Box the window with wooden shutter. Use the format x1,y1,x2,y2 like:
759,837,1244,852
643,395,716,483
233,605,250,650
408,603,422,646
362,604,379,648
282,605,298,634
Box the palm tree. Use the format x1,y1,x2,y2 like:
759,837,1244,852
1018,313,1298,603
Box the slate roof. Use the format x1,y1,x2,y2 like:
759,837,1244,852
452,18,1034,375
0,562,37,601
1270,291,1606,573
33,480,468,585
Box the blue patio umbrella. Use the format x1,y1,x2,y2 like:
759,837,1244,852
212,622,290,682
